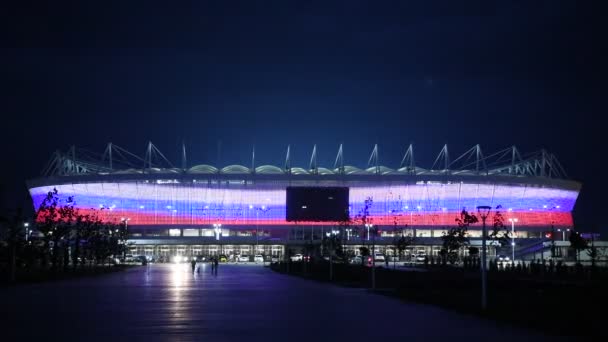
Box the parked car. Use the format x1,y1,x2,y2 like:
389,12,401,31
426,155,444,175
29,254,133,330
219,254,228,262
238,255,250,262
254,255,264,263
134,255,147,265
415,253,427,262
350,255,373,266
373,253,386,263
122,254,135,263
271,256,279,263
497,254,512,266
290,253,303,262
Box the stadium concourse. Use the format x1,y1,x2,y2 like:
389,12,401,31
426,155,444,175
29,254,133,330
27,142,597,264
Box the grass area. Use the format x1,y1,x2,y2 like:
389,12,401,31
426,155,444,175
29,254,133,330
271,262,608,337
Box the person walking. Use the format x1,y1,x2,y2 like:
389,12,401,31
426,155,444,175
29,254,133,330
214,256,219,275
191,258,196,273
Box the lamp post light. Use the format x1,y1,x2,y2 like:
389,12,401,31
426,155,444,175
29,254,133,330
213,223,222,241
370,223,377,290
546,206,559,261
120,217,130,261
326,229,339,281
24,222,30,241
255,208,259,252
254,206,270,255
346,228,352,241
365,223,372,241
508,218,518,263
477,205,492,311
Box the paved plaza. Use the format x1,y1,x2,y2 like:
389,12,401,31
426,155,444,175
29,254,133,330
1,263,559,341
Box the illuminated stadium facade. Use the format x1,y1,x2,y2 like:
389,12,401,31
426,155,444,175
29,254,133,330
27,143,581,260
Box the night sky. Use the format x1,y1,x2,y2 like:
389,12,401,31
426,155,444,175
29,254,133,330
2,1,605,231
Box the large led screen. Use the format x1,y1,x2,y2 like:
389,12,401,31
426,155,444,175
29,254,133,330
286,187,349,222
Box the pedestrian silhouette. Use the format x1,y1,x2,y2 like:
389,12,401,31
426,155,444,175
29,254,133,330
214,257,219,275
191,258,196,273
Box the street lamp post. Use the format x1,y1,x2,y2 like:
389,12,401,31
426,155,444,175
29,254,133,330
508,218,518,263
551,221,556,260
253,206,269,257
24,222,30,242
213,223,222,241
365,223,372,241
255,209,259,254
477,205,491,311
546,205,559,261
213,223,222,257
326,229,339,281
120,217,130,261
370,224,376,290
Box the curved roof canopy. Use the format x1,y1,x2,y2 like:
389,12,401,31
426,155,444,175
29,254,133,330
40,143,571,181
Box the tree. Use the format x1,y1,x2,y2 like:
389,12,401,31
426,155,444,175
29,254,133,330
569,230,587,263
72,210,106,269
34,189,85,271
359,246,370,266
353,197,374,267
56,196,78,270
441,209,478,264
322,231,341,280
0,209,26,282
585,233,601,268
35,188,60,269
392,226,415,269
488,206,510,246
337,219,352,262
586,245,602,268
35,189,121,269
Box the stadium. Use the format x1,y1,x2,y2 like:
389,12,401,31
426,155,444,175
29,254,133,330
27,143,581,262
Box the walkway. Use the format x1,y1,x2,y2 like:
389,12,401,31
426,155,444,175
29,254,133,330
1,263,559,341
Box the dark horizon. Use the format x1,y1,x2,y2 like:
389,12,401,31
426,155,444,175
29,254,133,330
2,1,605,232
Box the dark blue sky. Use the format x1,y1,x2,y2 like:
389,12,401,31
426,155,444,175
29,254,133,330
1,1,605,230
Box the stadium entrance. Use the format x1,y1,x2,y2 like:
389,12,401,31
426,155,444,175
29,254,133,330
129,244,285,263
